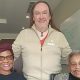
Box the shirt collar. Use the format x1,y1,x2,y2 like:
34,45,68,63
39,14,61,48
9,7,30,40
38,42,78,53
32,24,48,40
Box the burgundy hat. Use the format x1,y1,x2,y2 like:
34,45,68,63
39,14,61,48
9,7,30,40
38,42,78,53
0,42,13,53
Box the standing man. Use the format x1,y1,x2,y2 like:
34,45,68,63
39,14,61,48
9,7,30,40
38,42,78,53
12,1,72,80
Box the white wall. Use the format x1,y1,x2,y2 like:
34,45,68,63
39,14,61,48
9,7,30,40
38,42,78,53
60,9,80,50
53,0,80,50
0,33,18,40
54,0,80,25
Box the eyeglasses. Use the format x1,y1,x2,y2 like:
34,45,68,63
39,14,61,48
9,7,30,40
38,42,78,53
0,55,13,61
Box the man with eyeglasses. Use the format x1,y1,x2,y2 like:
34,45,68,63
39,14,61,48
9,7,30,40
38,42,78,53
0,42,26,80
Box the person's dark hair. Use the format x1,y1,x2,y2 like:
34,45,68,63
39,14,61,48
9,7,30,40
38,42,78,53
68,51,80,63
30,1,60,31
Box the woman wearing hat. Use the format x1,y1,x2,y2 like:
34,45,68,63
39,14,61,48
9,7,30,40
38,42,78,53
0,42,26,80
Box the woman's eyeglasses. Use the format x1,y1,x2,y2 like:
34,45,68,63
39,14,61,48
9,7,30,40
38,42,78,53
0,55,13,61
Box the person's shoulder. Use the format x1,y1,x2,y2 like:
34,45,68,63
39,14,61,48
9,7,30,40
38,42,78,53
16,28,32,37
54,29,64,35
51,28,65,38
12,71,26,80
20,28,31,32
54,73,69,80
57,73,69,77
20,28,34,34
17,73,26,80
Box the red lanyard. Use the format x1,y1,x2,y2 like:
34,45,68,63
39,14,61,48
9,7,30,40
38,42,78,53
40,33,48,46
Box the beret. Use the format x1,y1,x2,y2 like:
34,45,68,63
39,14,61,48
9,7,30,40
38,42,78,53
0,42,13,53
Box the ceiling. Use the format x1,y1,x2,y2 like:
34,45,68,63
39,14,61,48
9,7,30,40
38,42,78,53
0,0,62,33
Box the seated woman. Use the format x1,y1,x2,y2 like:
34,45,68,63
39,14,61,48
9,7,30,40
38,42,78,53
0,42,26,80
54,51,80,80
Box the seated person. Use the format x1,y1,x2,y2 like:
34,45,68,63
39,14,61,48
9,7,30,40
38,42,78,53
54,51,80,80
0,42,26,80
